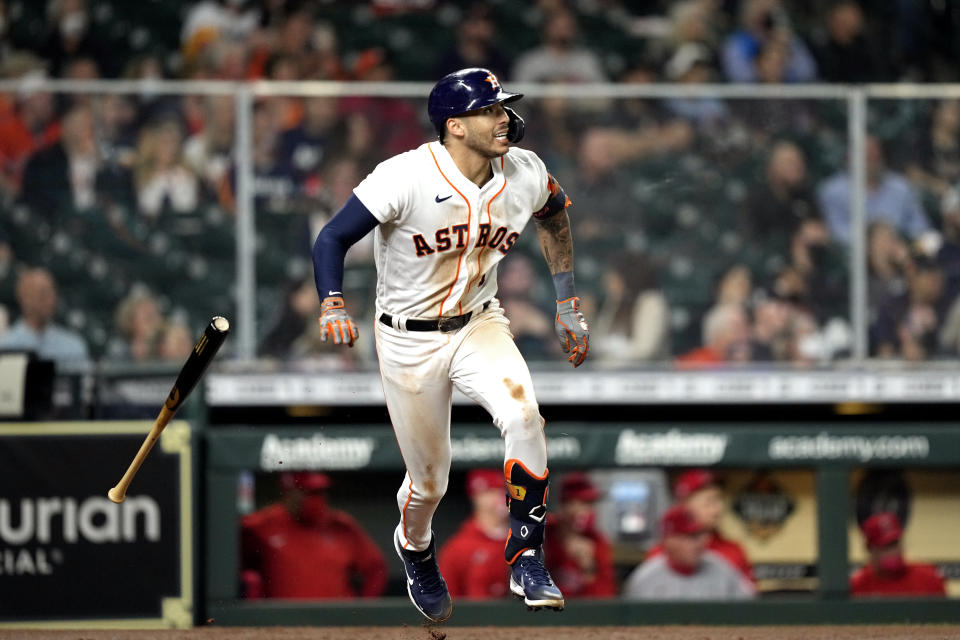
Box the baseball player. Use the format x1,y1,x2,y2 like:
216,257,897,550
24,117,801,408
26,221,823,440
311,67,589,622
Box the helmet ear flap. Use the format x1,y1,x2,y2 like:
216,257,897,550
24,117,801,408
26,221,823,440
505,106,524,144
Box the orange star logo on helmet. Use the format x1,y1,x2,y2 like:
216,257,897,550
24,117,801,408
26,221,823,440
485,73,501,91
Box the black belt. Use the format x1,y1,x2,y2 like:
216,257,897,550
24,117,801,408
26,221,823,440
379,302,490,333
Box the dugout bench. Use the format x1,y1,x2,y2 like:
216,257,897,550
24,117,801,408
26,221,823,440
202,422,960,626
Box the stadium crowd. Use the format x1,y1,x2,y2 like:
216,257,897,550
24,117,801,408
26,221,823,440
0,0,959,366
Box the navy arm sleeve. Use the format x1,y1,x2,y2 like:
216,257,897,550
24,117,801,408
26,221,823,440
312,194,380,300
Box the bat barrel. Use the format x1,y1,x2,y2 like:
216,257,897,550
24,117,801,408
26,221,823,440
107,316,230,503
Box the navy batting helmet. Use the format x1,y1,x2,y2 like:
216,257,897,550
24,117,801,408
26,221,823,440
428,68,523,141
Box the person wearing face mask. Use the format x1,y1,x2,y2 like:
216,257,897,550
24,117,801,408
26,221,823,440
645,470,752,581
850,512,945,597
542,472,616,598
623,505,755,600
240,471,388,599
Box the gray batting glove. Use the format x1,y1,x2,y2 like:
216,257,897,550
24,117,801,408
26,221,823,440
318,296,359,347
555,296,589,367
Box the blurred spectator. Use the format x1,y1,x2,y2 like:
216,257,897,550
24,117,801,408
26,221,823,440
20,101,98,218
181,0,260,67
936,189,960,350
260,54,303,133
108,286,165,362
715,264,753,308
241,471,388,599
183,94,235,207
662,43,729,127
438,469,510,599
867,222,911,328
647,469,752,581
850,512,946,597
93,94,139,209
497,253,553,361
675,302,752,368
872,254,944,361
39,0,113,78
663,0,722,60
0,53,60,197
258,5,317,80
157,318,195,362
303,157,374,263
742,141,820,251
257,278,318,359
61,55,100,108
780,218,848,325
434,3,508,80
337,51,421,166
253,99,300,213
623,505,755,600
818,136,932,244
591,252,670,362
544,472,616,598
721,0,817,83
906,100,960,201
133,117,200,218
123,53,181,127
511,8,607,84
0,267,89,365
890,1,960,82
563,128,634,241
278,96,340,192
752,293,791,360
811,0,888,83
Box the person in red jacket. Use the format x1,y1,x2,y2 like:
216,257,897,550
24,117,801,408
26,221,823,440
544,472,617,597
438,469,510,599
850,512,946,597
647,469,752,581
241,471,388,599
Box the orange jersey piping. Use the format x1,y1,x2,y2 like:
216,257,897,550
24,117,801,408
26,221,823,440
429,144,471,317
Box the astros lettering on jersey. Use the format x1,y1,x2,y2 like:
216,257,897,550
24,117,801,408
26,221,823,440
354,142,561,320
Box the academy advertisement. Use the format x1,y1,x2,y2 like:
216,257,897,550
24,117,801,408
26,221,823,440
0,423,192,627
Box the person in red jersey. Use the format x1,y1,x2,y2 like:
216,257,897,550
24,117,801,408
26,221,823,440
438,469,511,599
241,471,387,599
850,512,946,597
544,472,616,597
646,469,752,581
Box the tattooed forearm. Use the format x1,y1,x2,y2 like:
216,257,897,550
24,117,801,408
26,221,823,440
535,211,574,275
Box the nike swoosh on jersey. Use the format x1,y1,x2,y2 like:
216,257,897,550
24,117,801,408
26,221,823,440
435,194,452,203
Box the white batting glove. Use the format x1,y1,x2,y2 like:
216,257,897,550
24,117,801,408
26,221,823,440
318,296,359,347
555,296,589,368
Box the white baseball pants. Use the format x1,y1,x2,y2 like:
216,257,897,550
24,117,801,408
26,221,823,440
374,301,547,552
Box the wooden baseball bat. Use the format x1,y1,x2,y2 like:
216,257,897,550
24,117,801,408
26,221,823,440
108,316,230,504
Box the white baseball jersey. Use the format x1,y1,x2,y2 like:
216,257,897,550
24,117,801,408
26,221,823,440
353,141,554,319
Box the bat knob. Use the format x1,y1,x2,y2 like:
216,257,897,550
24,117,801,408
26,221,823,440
107,486,127,504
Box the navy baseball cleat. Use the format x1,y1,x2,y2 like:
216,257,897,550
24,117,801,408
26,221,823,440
509,549,565,611
394,531,453,623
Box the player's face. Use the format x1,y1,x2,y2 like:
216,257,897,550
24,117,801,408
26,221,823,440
664,531,709,569
685,486,724,530
459,103,511,158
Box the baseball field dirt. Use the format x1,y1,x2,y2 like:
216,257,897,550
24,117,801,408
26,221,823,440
7,626,960,640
